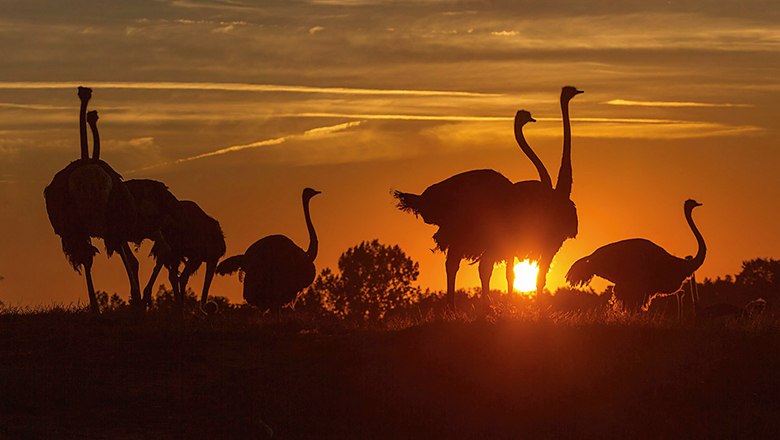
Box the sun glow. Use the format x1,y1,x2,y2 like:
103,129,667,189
513,259,540,295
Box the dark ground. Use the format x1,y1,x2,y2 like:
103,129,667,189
1,310,779,439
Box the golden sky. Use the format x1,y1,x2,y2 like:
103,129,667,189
1,0,779,306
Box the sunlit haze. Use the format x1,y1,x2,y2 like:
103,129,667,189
1,0,779,306
513,260,540,295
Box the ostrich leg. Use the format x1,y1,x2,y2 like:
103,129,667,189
478,257,494,315
200,260,218,305
167,265,181,305
445,250,462,310
536,254,553,297
505,256,515,296
83,261,99,314
118,243,142,308
142,261,164,307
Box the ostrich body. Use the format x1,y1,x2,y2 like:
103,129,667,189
44,87,141,312
566,199,706,311
142,200,226,311
394,111,548,308
217,188,320,311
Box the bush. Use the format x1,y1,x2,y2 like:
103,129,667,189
305,240,423,321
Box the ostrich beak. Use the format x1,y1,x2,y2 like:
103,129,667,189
694,201,702,207
575,89,584,95
529,116,536,122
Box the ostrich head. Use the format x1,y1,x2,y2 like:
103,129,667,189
514,110,536,126
561,86,583,102
303,187,322,200
685,199,702,211
86,110,99,125
77,86,92,102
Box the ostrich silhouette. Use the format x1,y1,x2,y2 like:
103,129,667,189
44,87,141,312
142,200,226,313
479,86,582,300
216,188,320,312
122,179,181,298
394,111,547,309
86,110,185,310
566,199,706,311
394,87,582,309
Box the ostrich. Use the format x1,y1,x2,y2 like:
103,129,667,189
566,199,706,311
141,200,226,313
479,86,582,299
85,108,184,309
44,87,140,312
394,110,547,308
216,188,320,312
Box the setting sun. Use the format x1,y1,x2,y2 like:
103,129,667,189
513,259,540,294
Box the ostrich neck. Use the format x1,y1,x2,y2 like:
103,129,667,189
686,208,706,271
303,197,318,260
88,121,100,160
555,98,573,197
79,100,89,160
515,121,551,187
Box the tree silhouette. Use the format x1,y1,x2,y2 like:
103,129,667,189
736,258,780,294
309,240,421,320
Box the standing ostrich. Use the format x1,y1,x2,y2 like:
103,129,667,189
141,200,226,313
216,188,320,312
479,86,582,299
394,110,548,308
566,199,706,311
44,87,140,312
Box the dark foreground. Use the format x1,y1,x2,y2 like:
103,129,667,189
1,311,779,439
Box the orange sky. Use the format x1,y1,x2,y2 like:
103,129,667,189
1,0,779,306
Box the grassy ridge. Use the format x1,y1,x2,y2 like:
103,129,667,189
1,308,779,438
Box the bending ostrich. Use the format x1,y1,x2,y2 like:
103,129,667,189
394,110,547,308
122,179,181,298
217,188,320,312
44,87,140,312
141,200,226,313
86,109,184,309
566,199,706,311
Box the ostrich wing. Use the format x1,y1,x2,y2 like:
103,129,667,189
396,169,512,225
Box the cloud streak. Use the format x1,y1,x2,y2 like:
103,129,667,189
607,99,752,108
0,81,499,98
126,120,364,173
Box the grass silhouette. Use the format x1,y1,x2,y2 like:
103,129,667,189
1,288,779,438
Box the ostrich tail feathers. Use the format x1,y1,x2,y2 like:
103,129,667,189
393,191,423,217
216,255,244,276
566,258,595,287
62,238,100,273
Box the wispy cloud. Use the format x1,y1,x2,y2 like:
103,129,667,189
126,120,364,173
607,99,752,108
0,103,70,111
0,81,499,97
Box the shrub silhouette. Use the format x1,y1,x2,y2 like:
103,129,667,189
305,240,422,321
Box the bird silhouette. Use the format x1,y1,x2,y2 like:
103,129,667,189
142,200,226,313
44,87,140,312
216,188,320,312
566,199,706,311
521,86,582,296
87,110,184,309
478,87,582,299
394,110,548,309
